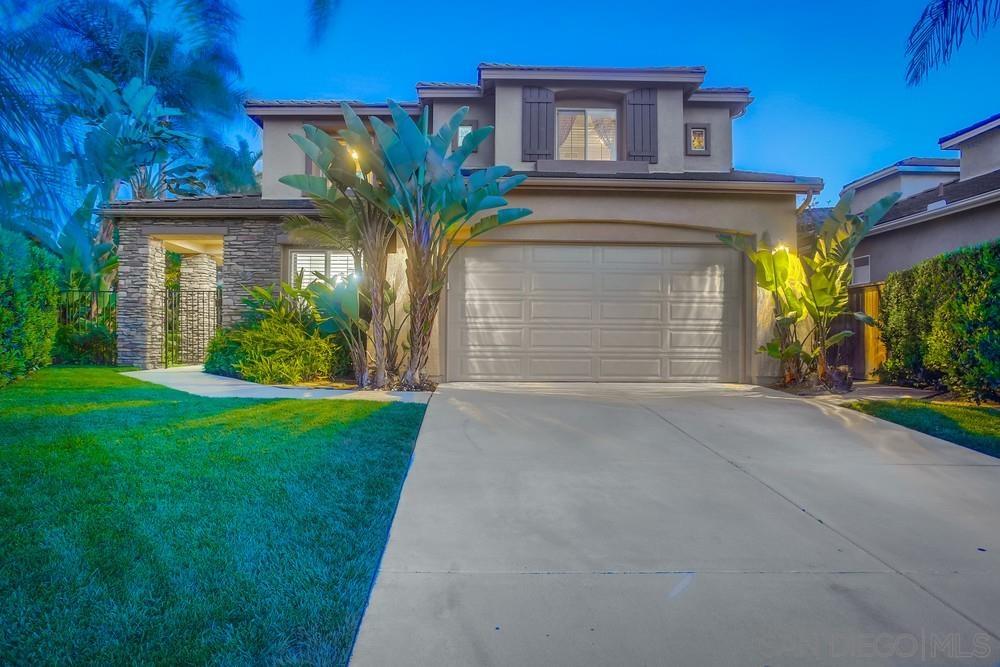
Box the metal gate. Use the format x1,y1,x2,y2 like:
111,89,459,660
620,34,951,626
161,289,222,366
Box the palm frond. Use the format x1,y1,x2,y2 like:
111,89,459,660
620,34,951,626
907,0,1000,84
308,0,341,44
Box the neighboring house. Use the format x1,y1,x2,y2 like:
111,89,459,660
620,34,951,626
105,63,821,383
844,113,1000,284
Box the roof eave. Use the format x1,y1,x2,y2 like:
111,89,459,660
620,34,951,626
102,206,318,219
517,175,821,195
841,163,960,193
938,112,1000,148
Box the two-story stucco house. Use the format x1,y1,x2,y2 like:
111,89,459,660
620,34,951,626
106,63,821,383
838,112,1000,285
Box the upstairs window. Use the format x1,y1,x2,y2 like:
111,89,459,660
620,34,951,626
557,108,617,161
851,255,871,285
289,250,355,286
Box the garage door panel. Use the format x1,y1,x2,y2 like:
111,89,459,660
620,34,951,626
599,329,663,350
463,328,524,348
530,246,594,263
448,244,740,382
669,302,727,322
602,272,663,292
669,329,725,351
600,358,662,379
529,329,593,348
530,272,595,291
529,301,593,320
670,271,726,294
464,300,524,320
461,357,523,378
601,301,662,321
465,272,525,292
528,357,593,378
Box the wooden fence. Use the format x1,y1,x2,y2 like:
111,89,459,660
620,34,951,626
829,283,886,380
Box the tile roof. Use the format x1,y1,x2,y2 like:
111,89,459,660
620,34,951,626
895,157,960,167
478,62,707,74
245,99,419,108
415,82,479,89
878,168,1000,224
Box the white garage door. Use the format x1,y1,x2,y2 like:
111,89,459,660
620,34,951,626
446,244,742,382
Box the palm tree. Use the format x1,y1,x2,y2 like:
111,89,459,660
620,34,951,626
201,136,261,194
0,0,72,239
907,0,1000,84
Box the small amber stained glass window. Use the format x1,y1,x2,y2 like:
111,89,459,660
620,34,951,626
690,129,706,151
686,124,710,156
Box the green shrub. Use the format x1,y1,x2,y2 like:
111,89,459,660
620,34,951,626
234,318,333,384
0,228,59,386
204,327,246,378
52,322,116,365
203,280,354,385
879,239,1000,401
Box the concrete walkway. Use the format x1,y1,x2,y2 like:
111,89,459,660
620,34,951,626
788,381,941,406
351,383,999,666
122,366,430,403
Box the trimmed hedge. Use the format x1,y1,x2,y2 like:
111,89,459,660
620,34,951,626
0,228,60,386
879,239,1000,401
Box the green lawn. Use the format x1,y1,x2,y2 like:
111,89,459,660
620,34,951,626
848,399,1000,459
0,367,425,664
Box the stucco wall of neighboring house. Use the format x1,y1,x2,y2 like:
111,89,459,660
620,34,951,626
261,118,307,199
856,202,1000,283
958,130,1000,180
424,189,798,384
682,104,732,173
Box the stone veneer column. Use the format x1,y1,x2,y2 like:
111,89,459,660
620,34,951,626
221,220,282,326
179,253,218,362
117,221,166,369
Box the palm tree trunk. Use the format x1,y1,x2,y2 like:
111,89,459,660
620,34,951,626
366,254,388,388
401,248,438,388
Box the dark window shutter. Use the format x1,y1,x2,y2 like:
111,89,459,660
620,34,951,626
625,88,658,162
522,86,555,161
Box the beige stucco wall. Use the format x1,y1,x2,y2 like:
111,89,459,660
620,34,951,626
490,82,731,175
261,118,309,199
429,97,496,169
493,83,530,171
958,129,1000,180
425,189,797,383
855,201,1000,282
682,105,733,173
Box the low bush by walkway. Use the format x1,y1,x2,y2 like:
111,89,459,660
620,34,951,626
847,398,1000,459
0,367,425,664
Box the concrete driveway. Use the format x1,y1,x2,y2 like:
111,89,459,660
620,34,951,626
351,383,1000,666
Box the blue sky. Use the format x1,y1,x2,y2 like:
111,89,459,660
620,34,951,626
235,0,1000,202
